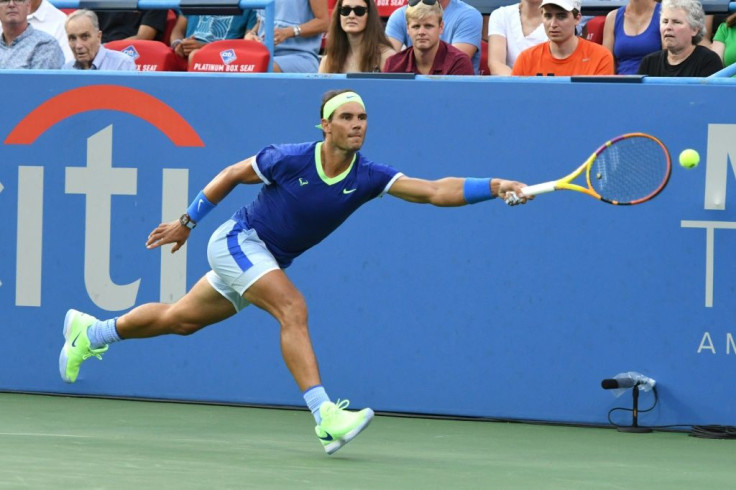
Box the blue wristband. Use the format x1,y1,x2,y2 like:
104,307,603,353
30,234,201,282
463,178,494,204
186,190,216,223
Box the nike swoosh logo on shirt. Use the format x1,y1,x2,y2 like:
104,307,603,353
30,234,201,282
343,188,357,194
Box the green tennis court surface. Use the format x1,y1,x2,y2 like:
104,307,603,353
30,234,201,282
0,393,732,489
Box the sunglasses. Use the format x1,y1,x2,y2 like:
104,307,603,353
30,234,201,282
339,5,368,16
408,0,437,5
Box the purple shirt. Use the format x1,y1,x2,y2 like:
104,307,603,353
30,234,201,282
235,142,402,268
383,40,474,75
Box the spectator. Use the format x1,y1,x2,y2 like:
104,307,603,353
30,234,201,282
383,0,474,74
706,13,728,43
386,0,482,73
0,0,63,69
319,0,394,73
170,11,257,63
27,0,73,62
247,0,329,72
711,12,736,69
487,0,547,75
512,0,614,75
638,0,723,76
63,9,136,70
602,0,661,74
94,10,168,44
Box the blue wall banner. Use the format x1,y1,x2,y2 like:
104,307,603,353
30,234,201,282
1,72,734,427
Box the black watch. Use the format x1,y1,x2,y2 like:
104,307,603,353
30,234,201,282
179,213,196,229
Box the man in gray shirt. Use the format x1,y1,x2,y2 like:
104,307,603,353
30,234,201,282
0,0,63,68
63,9,136,70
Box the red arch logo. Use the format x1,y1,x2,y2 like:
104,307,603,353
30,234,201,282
4,85,204,147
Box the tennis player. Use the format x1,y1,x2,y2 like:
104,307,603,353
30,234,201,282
59,89,531,455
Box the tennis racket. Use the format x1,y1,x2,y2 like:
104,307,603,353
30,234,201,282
506,133,671,206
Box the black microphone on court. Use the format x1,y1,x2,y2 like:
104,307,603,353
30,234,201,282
601,371,657,433
601,372,656,391
601,378,638,389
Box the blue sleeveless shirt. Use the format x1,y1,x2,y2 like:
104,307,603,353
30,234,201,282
613,3,661,75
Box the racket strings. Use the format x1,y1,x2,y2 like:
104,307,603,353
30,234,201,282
589,136,670,204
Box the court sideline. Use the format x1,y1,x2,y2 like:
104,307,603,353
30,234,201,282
0,393,731,489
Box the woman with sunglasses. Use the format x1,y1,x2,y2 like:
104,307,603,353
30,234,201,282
319,0,396,73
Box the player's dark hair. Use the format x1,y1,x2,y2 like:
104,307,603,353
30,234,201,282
320,89,355,121
319,89,355,138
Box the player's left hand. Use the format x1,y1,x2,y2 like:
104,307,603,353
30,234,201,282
146,220,191,253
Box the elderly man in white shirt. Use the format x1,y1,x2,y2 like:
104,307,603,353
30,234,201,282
63,9,136,70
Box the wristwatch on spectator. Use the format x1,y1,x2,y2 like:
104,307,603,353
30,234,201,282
292,25,301,37
171,39,183,50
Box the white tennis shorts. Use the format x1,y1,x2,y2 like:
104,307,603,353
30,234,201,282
206,219,280,312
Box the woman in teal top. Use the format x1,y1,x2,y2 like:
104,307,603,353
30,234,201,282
712,13,736,68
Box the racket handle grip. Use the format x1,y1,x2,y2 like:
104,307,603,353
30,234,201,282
520,182,556,197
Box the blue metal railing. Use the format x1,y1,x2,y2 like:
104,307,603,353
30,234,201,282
49,0,275,72
710,61,736,78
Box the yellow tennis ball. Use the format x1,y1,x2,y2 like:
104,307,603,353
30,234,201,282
679,149,700,169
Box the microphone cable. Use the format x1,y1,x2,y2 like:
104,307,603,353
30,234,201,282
606,385,658,428
606,388,736,438
688,425,736,439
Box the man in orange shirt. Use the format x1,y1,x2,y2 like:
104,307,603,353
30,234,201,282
512,0,614,76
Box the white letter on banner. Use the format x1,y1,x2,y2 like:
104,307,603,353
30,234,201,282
15,166,44,306
697,332,716,354
65,125,140,311
680,221,736,307
160,169,188,303
727,333,736,355
704,124,736,210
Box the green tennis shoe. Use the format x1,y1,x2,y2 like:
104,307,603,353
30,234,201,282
59,309,108,383
315,399,374,455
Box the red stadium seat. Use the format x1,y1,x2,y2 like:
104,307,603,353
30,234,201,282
480,40,490,75
584,16,606,45
188,40,270,73
375,0,406,18
322,3,333,54
163,9,177,46
105,40,185,71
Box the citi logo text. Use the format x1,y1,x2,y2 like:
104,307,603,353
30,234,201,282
4,85,203,312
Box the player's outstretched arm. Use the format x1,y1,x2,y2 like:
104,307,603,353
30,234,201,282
388,176,531,207
200,156,262,203
146,157,261,252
